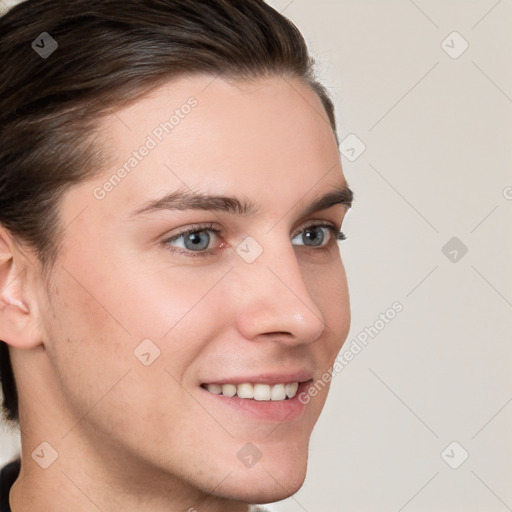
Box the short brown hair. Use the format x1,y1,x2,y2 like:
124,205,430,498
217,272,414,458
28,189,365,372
0,0,339,425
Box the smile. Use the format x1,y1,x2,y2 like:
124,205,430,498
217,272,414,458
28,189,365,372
200,380,313,401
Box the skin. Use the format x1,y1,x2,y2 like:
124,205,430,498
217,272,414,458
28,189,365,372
0,74,351,511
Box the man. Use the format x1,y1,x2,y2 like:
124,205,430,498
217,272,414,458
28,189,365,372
0,1,353,510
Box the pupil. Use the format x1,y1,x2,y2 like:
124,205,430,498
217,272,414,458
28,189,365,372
305,228,324,246
185,232,209,250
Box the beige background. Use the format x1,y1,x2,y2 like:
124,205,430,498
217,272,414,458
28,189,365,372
1,1,511,511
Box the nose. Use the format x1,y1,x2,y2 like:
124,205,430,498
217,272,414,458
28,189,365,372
233,235,326,346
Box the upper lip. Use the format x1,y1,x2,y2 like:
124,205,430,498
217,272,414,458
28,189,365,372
201,370,315,386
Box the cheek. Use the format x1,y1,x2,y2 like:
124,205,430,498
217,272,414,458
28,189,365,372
41,263,214,444
306,256,350,351
329,263,350,343
302,258,349,418
45,256,228,395
42,268,133,411
298,255,350,415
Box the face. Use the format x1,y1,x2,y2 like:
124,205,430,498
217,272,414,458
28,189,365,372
28,74,351,505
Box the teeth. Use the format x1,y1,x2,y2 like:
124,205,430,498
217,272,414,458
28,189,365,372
253,384,271,401
204,382,300,401
270,384,286,401
285,382,298,398
206,384,222,394
237,383,254,399
221,384,237,397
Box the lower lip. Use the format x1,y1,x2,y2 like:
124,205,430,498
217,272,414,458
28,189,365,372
199,381,312,423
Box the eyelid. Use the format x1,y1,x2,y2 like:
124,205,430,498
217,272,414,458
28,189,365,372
164,222,218,240
161,223,223,257
290,222,342,246
161,219,345,257
292,219,339,237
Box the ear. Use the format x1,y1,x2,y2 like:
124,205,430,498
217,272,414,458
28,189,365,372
0,226,43,349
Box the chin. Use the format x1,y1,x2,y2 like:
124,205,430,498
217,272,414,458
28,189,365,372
255,466,308,504
217,445,309,504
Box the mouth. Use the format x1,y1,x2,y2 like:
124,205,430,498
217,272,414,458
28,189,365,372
199,378,315,422
200,380,313,401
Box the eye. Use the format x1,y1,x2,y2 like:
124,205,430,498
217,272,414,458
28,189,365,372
162,222,346,257
291,224,343,248
163,223,222,257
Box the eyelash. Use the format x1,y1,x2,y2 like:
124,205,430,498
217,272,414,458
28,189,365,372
162,222,347,258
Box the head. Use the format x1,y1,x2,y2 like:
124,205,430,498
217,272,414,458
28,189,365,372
0,0,352,506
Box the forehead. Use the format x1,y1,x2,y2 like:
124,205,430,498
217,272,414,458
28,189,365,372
87,74,345,218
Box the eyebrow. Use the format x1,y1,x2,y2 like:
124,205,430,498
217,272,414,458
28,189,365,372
129,185,353,218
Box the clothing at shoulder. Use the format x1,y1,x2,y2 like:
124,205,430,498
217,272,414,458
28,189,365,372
0,457,20,512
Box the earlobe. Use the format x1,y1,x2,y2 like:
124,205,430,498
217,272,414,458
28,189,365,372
0,227,42,349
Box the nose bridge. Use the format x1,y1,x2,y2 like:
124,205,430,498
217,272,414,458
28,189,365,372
232,233,326,344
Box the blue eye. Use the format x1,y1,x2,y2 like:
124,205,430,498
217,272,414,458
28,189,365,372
291,225,341,247
175,230,212,251
163,223,346,257
163,223,220,257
